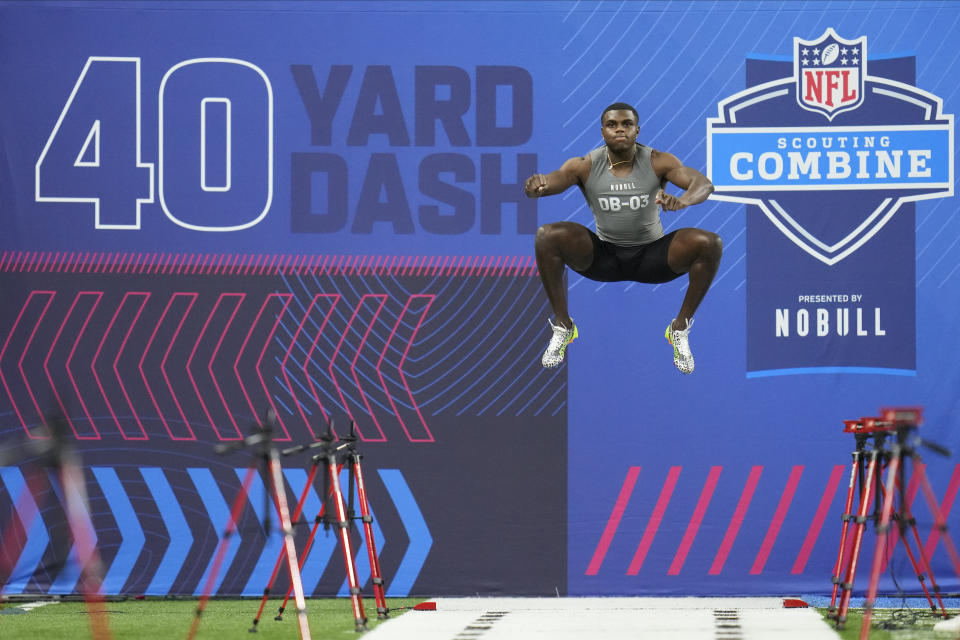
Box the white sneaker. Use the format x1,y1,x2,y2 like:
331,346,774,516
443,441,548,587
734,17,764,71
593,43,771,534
541,319,578,368
665,318,694,374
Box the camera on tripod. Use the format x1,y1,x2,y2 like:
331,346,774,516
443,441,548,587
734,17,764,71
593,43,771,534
842,406,923,434
829,405,958,639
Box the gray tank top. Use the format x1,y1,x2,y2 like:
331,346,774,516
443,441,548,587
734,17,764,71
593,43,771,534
578,144,664,246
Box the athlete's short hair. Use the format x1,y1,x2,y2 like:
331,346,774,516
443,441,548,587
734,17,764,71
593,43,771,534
601,102,639,124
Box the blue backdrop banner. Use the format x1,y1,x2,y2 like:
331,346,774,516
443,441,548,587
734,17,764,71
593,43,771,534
1,1,958,599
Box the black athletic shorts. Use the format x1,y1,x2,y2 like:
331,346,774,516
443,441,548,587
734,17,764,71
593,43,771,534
573,229,683,284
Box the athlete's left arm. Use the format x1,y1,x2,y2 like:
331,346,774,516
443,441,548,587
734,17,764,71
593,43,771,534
653,151,715,211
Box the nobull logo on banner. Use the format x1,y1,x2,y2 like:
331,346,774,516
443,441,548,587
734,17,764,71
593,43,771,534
707,29,954,376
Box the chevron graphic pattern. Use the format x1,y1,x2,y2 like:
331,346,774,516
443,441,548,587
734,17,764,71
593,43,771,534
0,253,566,597
0,254,561,443
0,465,430,597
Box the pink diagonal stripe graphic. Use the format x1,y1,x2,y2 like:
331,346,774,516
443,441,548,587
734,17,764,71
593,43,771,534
43,292,101,439
301,295,341,438
751,465,805,574
329,295,385,441
282,294,336,436
139,293,197,441
669,465,723,575
65,292,104,438
627,466,682,575
234,293,288,432
187,300,224,440
255,293,293,441
586,466,641,575
1,291,56,435
395,294,434,439
792,464,846,574
710,466,764,575
923,463,960,561
377,294,435,443
877,462,926,575
159,293,198,440
349,294,388,441
917,463,960,578
188,294,241,440
208,294,246,440
107,292,151,440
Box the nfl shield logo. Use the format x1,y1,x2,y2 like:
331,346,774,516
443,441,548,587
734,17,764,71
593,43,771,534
794,27,865,120
708,29,953,375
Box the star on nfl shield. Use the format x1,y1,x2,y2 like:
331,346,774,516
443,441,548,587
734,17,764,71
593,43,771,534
795,28,865,120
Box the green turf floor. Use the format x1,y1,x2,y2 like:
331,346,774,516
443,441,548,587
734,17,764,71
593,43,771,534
0,597,421,639
3,598,958,638
818,607,960,640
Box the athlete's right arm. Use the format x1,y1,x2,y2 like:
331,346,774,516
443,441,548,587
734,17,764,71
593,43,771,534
523,156,590,198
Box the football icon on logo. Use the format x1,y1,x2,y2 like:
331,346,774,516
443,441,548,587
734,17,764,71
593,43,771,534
821,43,840,65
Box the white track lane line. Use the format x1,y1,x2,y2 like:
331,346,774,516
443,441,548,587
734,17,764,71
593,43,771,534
13,601,59,612
366,597,840,640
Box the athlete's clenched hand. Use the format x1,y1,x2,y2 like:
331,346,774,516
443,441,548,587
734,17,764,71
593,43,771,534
524,174,549,197
656,189,687,211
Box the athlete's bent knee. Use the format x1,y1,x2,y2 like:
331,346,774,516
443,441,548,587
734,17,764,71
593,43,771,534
535,223,564,250
700,231,723,262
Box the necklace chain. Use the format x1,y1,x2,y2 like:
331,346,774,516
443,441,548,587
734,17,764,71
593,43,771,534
607,149,635,170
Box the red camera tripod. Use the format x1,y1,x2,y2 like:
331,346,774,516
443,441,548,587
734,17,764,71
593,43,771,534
827,407,960,639
248,420,387,633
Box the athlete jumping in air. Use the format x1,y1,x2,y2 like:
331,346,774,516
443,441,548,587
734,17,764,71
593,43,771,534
524,102,722,374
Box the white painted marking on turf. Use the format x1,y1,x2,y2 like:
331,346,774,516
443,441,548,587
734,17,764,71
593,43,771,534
934,615,960,631
17,601,59,611
365,598,840,639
